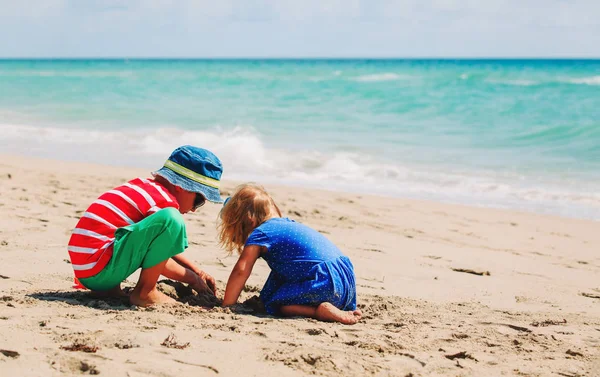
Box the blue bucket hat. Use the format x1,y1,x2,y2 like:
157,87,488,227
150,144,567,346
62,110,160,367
152,145,224,203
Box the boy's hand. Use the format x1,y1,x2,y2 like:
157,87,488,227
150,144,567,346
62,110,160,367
192,268,217,295
192,276,214,296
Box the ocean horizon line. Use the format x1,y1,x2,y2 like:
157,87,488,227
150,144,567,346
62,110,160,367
1,57,599,62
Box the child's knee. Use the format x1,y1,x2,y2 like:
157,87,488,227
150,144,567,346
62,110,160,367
140,208,187,265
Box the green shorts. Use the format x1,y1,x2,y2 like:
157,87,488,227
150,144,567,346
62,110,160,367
79,207,188,291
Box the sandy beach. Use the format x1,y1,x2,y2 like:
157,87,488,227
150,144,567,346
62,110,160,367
0,154,598,377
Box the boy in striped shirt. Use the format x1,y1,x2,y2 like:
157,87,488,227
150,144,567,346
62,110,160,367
67,145,224,307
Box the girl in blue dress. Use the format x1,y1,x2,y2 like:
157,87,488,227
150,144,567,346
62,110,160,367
218,184,361,325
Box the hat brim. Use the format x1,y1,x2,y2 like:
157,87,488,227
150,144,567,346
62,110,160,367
152,168,224,204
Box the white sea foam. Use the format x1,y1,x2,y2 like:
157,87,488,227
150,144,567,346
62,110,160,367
1,123,599,220
352,73,404,82
488,76,600,86
565,75,600,85
486,79,539,86
0,70,134,78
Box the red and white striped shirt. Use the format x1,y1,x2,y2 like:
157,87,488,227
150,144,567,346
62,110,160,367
67,178,179,278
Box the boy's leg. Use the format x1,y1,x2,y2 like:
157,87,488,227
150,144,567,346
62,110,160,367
280,303,362,325
130,259,177,306
114,207,188,306
81,208,190,306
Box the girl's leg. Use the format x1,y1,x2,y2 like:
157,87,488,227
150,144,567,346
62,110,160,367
161,259,213,294
130,259,177,307
280,303,362,325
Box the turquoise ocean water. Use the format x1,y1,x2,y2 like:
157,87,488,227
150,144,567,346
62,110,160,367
1,59,599,220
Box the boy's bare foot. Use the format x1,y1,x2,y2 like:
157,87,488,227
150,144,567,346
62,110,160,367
90,285,129,298
316,302,362,325
130,287,178,307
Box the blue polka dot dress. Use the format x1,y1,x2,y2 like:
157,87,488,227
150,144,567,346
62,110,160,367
245,217,357,316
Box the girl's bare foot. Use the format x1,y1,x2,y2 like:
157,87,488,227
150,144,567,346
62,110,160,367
316,302,362,325
130,287,178,307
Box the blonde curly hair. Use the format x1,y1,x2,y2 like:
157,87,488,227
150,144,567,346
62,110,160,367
218,183,281,255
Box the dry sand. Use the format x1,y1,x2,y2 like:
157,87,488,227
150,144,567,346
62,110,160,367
0,155,599,377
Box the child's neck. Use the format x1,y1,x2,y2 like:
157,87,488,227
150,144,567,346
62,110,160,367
264,204,281,222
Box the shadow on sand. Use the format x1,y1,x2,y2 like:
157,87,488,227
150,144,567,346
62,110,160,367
27,280,266,315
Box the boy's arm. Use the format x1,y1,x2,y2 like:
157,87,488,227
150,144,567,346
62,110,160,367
172,254,217,294
222,245,262,307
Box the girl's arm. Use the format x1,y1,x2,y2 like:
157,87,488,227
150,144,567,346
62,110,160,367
222,245,262,306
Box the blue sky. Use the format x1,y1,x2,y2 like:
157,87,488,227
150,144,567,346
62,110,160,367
1,0,598,58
